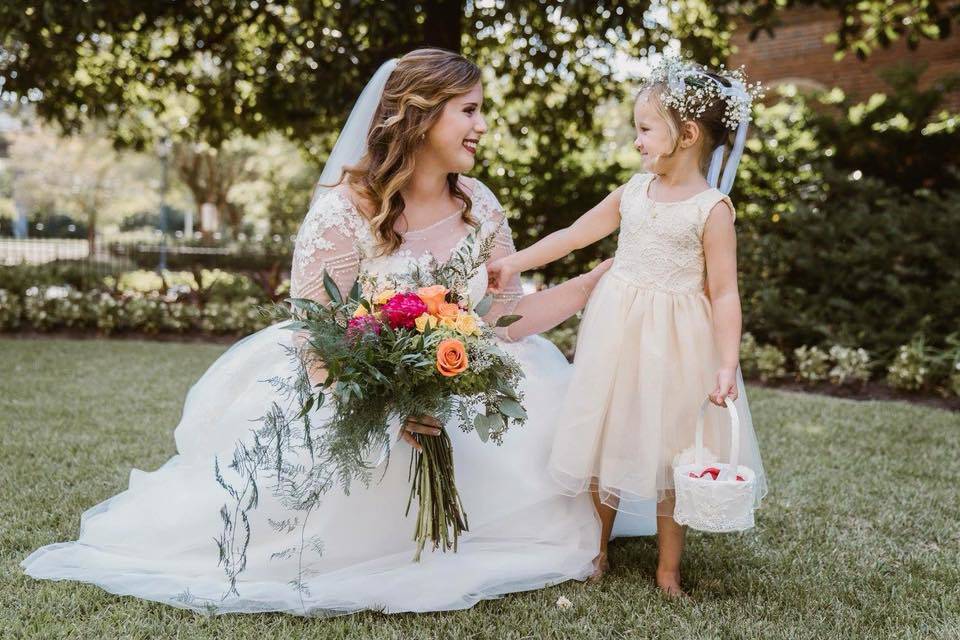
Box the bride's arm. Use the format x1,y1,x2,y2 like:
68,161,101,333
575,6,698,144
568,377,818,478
290,192,364,387
502,260,612,341
290,190,440,448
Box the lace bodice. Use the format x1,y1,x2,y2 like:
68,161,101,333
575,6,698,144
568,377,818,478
290,178,523,330
610,173,736,295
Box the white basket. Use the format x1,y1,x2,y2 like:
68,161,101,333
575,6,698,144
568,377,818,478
672,397,757,533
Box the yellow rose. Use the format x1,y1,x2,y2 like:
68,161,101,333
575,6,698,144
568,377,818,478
374,289,397,305
439,316,458,329
455,312,480,336
352,304,369,318
414,313,438,333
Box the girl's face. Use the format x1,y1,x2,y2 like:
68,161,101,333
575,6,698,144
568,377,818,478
633,91,678,170
422,82,488,174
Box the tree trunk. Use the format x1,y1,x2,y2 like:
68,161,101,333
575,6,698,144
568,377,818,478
421,0,463,52
86,212,97,258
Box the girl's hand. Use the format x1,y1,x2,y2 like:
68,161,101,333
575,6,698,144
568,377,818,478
709,367,739,407
486,256,519,293
402,415,442,451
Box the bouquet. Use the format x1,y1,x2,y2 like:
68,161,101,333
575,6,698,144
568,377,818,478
280,231,526,561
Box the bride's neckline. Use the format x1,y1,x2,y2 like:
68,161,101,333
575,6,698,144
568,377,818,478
334,181,474,235
399,206,467,235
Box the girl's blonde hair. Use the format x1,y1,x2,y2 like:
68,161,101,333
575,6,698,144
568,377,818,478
638,72,735,174
331,48,482,255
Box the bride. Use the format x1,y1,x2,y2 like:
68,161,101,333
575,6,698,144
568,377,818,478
22,48,654,616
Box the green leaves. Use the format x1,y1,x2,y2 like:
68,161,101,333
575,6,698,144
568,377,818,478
348,279,362,303
473,413,491,443
473,293,494,317
498,398,528,421
495,314,522,328
296,394,315,419
322,271,343,305
286,298,322,317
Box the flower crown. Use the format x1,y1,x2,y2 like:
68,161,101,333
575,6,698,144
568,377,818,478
641,57,764,130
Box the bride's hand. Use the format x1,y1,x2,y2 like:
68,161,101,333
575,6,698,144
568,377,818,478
402,415,442,451
306,359,328,388
577,258,614,296
587,258,614,283
486,256,518,294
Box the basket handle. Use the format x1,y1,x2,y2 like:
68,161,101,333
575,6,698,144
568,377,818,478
694,396,741,481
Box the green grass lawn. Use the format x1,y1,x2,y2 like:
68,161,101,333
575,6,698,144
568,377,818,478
1,337,958,640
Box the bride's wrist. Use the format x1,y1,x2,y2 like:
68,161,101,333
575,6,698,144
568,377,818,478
574,273,595,297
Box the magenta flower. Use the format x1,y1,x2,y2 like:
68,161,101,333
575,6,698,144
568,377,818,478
380,292,428,330
345,314,383,341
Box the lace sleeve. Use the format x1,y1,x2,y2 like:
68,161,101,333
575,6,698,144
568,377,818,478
471,181,524,340
290,190,365,304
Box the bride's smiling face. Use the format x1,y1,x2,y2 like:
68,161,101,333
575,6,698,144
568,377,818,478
422,82,487,173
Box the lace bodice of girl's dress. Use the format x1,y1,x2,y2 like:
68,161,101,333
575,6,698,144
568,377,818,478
289,178,524,333
610,172,735,296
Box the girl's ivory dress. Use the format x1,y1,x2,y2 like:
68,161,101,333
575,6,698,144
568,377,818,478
548,172,768,517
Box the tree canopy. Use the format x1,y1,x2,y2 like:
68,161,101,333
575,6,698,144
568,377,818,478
2,1,955,148
1,0,956,276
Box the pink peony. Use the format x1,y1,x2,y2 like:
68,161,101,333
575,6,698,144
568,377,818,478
346,314,382,341
380,292,428,329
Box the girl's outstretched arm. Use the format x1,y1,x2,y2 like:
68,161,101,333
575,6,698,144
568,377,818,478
487,184,625,292
703,200,742,406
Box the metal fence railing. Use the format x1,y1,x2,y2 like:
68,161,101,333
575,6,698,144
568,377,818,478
0,238,93,266
0,236,294,275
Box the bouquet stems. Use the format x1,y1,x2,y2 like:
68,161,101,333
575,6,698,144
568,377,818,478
406,427,468,562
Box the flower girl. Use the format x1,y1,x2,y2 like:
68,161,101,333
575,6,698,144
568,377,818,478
488,57,768,596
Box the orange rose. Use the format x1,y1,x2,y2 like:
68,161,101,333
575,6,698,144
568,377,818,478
416,285,449,315
436,339,469,377
437,302,460,319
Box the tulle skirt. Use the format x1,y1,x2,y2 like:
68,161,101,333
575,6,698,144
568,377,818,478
21,322,654,616
548,270,768,517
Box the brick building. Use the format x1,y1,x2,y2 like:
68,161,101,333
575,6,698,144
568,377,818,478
728,6,960,109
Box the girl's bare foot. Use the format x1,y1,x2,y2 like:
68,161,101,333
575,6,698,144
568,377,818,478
655,569,687,598
586,552,611,583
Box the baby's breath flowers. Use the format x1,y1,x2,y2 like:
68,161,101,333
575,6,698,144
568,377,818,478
643,56,765,130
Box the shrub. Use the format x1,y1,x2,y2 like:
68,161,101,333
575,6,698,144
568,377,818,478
741,333,788,382
737,172,960,361
21,286,98,330
0,261,124,295
934,333,960,397
793,345,831,382
200,298,270,334
0,289,21,330
886,337,935,391
828,345,872,385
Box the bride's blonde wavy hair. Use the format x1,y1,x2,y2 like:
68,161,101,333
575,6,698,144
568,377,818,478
334,48,482,255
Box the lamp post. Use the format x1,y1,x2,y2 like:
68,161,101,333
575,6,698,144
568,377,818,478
157,136,172,273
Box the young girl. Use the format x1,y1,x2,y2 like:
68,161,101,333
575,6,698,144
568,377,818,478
487,58,768,596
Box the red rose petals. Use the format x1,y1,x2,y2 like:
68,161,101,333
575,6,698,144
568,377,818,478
688,467,747,482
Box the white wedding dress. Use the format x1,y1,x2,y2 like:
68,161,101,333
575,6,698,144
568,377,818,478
22,178,654,616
